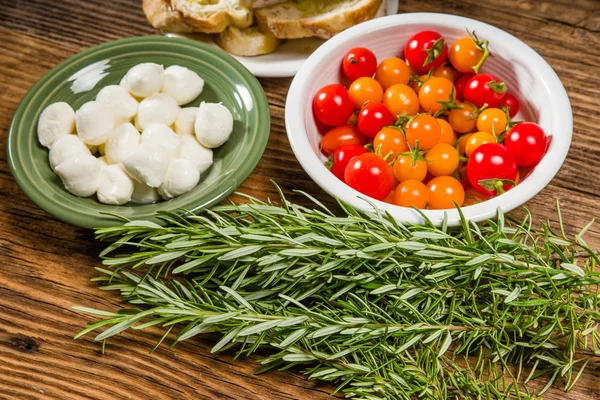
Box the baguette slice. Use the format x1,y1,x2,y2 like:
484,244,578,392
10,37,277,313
215,26,281,56
255,0,382,40
171,0,253,33
143,0,195,32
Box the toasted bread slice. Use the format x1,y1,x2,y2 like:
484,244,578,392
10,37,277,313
143,0,196,32
255,0,382,40
171,0,253,33
215,26,281,56
240,0,287,8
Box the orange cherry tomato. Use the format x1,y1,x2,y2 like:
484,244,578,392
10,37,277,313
384,189,397,205
393,154,427,182
409,74,430,93
448,101,477,134
457,133,473,156
321,125,365,154
418,77,456,114
465,132,496,157
432,65,460,83
348,77,383,109
436,118,456,145
405,114,441,150
373,127,408,156
383,84,419,117
476,108,508,134
425,143,459,177
394,180,430,209
427,176,465,209
449,37,484,73
375,57,411,89
463,187,491,206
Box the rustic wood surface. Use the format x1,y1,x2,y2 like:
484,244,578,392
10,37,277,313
0,0,599,399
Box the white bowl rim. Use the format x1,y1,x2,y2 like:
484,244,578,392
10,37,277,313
285,12,572,226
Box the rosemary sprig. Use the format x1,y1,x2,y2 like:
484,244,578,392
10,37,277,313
75,190,600,399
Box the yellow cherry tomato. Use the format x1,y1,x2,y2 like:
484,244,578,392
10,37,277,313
457,133,473,156
393,154,427,182
394,180,430,209
376,57,411,89
432,65,460,83
425,143,459,177
418,77,456,114
465,132,496,157
383,84,420,117
409,74,430,93
405,114,441,150
348,77,383,109
476,108,508,134
436,118,456,145
449,37,484,73
374,127,409,156
427,176,465,209
448,101,477,134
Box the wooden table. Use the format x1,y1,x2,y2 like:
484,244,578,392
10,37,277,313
1,1,599,398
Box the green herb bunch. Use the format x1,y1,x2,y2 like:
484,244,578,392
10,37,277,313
76,189,600,399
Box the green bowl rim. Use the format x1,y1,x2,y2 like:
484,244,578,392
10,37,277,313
7,36,270,229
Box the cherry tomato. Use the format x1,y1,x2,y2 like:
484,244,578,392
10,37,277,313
504,122,547,167
427,176,465,209
376,57,411,89
383,84,419,117
448,101,477,134
394,180,430,209
425,143,459,176
457,164,470,188
418,77,456,114
449,37,484,73
321,125,366,154
463,187,491,206
357,102,394,139
313,84,354,126
500,93,520,118
404,31,448,74
465,132,496,157
476,108,507,135
345,153,394,200
454,73,475,100
393,154,428,182
436,118,456,145
384,189,396,205
464,74,506,109
342,47,377,81
457,133,473,156
467,143,518,195
330,144,367,181
348,77,383,109
432,65,460,83
405,114,441,150
374,127,408,156
408,74,430,93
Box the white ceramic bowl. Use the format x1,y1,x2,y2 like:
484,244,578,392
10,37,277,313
286,13,572,226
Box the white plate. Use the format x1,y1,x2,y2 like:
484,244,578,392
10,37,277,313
166,0,399,78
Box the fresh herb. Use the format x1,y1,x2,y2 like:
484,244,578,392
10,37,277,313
75,189,600,399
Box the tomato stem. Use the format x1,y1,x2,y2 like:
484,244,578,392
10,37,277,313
423,38,446,67
487,81,507,94
467,30,491,74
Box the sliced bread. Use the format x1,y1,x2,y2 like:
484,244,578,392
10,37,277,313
239,0,288,8
142,0,195,32
171,0,253,33
215,25,281,56
255,0,382,40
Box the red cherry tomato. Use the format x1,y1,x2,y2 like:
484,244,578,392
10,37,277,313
357,102,394,139
467,143,518,195
504,122,547,167
321,125,366,154
313,84,355,127
454,73,474,100
404,31,448,74
463,74,506,109
500,93,520,118
343,47,378,81
344,153,394,200
330,144,368,181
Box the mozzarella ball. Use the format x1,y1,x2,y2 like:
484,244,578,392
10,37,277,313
158,158,200,200
141,124,181,160
75,101,115,145
179,135,213,174
97,155,109,168
194,102,233,148
49,134,91,170
37,102,76,148
136,93,179,131
54,153,102,197
121,142,169,188
96,85,139,125
131,180,161,204
105,123,141,165
97,164,135,205
122,63,165,98
174,107,198,135
161,65,204,105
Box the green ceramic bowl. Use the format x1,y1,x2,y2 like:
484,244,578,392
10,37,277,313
8,36,270,229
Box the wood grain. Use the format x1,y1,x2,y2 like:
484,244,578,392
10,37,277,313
0,0,599,398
